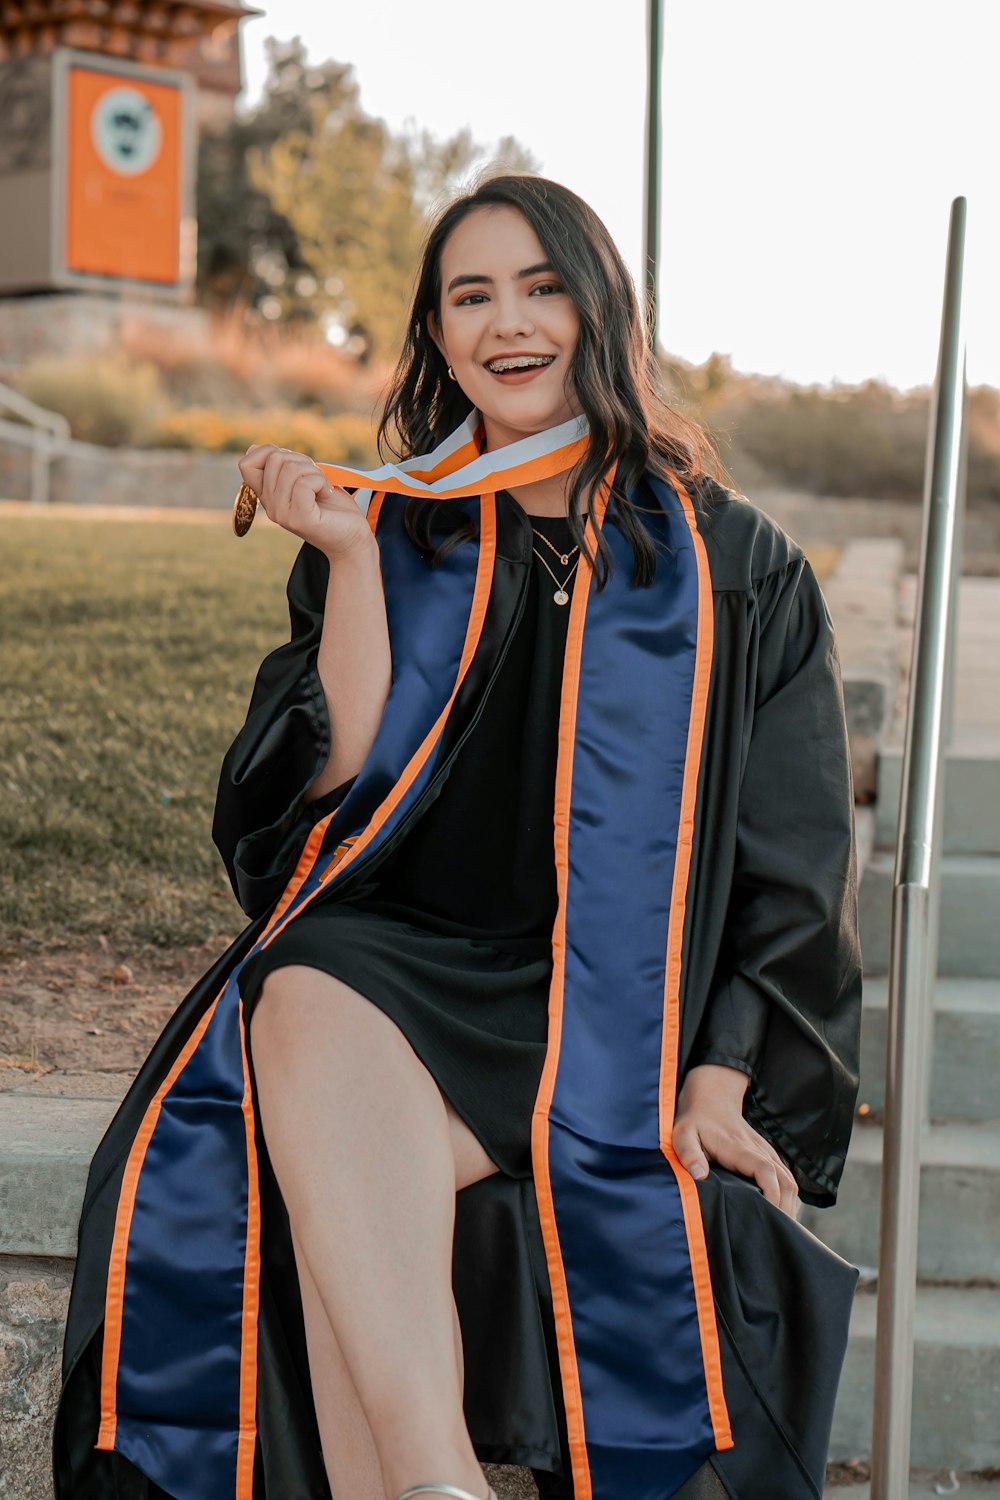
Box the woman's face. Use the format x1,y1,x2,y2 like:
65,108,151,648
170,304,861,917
428,204,582,445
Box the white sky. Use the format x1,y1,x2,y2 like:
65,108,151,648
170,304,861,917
239,0,997,394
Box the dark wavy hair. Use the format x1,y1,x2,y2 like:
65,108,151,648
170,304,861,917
377,171,731,591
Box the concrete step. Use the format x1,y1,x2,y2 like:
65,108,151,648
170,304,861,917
829,1287,1000,1470
875,746,1000,853
5,1091,1000,1489
0,1091,115,1257
859,852,1000,977
823,1483,1000,1499
857,977,1000,1121
798,1120,1000,1279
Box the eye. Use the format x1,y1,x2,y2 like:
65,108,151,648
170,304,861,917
456,292,487,306
531,282,563,296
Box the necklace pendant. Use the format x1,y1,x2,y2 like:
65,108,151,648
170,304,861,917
553,587,570,605
559,552,569,564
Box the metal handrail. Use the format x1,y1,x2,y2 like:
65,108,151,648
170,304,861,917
0,380,71,505
870,195,969,1498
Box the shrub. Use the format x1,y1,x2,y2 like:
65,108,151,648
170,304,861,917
118,310,385,415
118,316,253,409
14,353,164,447
149,406,378,464
268,338,379,414
662,355,1000,506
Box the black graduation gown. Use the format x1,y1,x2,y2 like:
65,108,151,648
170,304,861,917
53,474,863,1500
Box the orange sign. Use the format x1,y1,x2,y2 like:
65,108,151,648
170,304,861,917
64,64,183,285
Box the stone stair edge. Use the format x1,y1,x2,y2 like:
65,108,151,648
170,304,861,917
825,537,906,768
840,1119,1000,1164
822,1486,1000,1499
831,1286,1000,1468
860,975,1000,1008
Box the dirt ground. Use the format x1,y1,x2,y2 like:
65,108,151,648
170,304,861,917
0,934,238,1085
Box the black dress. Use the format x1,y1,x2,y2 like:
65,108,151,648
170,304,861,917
237,508,577,1179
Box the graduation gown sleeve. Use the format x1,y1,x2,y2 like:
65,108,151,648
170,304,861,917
211,540,358,920
689,553,863,1208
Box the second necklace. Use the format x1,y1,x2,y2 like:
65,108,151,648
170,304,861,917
532,526,581,606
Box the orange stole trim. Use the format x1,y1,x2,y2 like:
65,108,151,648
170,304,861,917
235,998,261,1497
268,490,387,932
391,421,484,481
658,471,734,1451
96,487,496,1479
96,995,223,1450
310,492,496,892
315,437,589,502
530,470,615,1500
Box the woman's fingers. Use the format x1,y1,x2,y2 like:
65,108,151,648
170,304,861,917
237,442,277,494
234,444,369,557
263,447,304,511
236,446,332,522
747,1135,800,1217
775,1156,801,1219
673,1116,711,1181
673,1116,800,1218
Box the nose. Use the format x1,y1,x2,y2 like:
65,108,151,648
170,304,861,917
489,290,535,342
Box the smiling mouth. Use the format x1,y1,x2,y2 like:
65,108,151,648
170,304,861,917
484,355,556,373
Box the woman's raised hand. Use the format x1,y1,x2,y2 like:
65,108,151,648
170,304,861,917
673,1062,801,1219
237,444,375,560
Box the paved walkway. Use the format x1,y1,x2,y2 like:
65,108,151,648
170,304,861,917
0,497,230,525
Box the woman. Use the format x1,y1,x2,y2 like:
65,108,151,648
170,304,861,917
54,174,862,1500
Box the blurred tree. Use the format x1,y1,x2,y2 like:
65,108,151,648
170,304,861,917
196,35,538,361
196,37,336,316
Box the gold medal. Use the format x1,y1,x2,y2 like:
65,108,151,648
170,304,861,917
232,481,259,537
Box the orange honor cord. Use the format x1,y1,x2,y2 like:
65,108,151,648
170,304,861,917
659,471,733,1450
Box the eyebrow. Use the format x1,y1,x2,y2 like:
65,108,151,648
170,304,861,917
446,261,557,294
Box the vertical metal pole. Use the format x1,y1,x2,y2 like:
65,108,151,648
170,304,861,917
30,430,47,506
643,0,663,352
870,196,968,1500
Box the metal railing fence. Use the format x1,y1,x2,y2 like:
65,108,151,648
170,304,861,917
0,381,71,505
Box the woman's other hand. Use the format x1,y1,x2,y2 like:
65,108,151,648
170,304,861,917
673,1062,800,1219
237,444,376,561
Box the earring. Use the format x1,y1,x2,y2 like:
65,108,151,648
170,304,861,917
447,365,456,381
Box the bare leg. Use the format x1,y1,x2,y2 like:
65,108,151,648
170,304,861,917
251,966,495,1500
291,1228,469,1500
291,1225,384,1499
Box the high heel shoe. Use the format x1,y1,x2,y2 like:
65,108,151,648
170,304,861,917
394,1484,498,1500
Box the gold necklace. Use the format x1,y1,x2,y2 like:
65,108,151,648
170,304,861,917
531,525,580,606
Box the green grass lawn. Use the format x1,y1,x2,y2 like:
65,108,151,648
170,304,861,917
1,511,303,954
1,508,839,958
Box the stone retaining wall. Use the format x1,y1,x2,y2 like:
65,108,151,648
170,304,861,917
0,433,239,510
0,293,211,374
0,1256,72,1500
1,432,999,574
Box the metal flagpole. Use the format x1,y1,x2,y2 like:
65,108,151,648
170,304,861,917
643,0,663,352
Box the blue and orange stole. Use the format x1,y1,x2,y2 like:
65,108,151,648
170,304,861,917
96,411,734,1499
